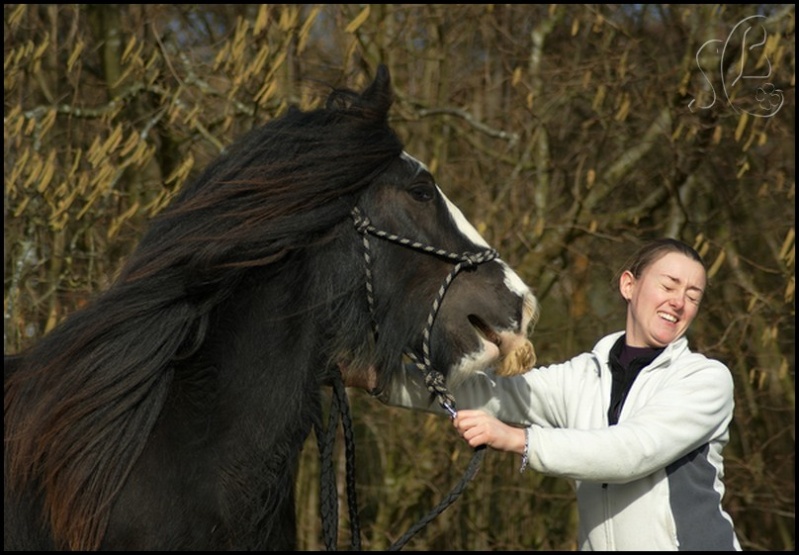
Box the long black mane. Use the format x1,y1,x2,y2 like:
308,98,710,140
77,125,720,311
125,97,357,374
5,67,403,550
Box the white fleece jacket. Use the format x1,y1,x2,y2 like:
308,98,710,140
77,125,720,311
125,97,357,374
388,331,741,551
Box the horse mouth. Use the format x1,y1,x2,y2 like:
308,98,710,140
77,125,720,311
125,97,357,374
468,315,502,348
468,315,536,377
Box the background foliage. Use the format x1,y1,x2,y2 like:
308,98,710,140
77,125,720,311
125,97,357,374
4,4,794,551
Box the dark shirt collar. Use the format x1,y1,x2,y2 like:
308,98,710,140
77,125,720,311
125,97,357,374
606,335,665,426
610,334,664,370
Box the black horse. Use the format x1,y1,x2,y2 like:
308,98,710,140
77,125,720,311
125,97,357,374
4,66,538,550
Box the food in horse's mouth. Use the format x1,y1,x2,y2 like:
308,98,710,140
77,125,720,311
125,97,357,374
494,341,536,377
468,315,537,376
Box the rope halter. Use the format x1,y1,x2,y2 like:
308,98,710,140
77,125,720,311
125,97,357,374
351,206,499,415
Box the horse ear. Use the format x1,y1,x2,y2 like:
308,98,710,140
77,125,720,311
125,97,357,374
360,64,393,111
325,64,393,120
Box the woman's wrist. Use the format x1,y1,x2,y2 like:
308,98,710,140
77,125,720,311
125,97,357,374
519,427,530,473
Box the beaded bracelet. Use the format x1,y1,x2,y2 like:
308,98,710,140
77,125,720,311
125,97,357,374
519,427,530,473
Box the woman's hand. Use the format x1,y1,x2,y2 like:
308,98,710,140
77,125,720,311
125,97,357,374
453,409,527,455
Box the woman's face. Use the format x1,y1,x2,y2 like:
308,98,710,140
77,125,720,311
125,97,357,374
619,251,706,348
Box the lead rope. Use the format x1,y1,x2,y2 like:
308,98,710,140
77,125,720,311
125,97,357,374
317,387,486,551
388,445,486,551
316,374,361,551
352,206,497,550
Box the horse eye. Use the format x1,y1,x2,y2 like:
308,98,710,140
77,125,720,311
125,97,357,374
409,184,436,203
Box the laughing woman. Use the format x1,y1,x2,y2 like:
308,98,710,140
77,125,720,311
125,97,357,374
387,238,741,551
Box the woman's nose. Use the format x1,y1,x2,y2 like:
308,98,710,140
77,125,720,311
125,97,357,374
669,292,685,309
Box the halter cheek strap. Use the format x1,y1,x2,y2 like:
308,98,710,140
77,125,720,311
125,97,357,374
351,206,499,415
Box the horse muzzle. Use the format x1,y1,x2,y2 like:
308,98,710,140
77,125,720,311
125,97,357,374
469,289,538,377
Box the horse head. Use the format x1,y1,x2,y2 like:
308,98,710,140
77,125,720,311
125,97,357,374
326,66,539,399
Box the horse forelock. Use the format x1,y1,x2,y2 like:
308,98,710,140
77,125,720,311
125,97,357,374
125,86,403,285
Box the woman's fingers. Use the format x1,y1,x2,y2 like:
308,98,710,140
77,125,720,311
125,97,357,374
453,410,498,447
453,410,526,453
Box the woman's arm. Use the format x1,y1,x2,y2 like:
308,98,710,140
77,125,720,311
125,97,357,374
526,361,734,482
385,352,600,429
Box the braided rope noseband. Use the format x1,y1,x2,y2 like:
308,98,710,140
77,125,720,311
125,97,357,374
351,206,499,415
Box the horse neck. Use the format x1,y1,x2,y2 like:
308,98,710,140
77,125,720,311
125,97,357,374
153,236,374,464
188,269,322,414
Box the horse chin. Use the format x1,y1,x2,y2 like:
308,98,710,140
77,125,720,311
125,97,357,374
446,329,535,389
470,337,502,375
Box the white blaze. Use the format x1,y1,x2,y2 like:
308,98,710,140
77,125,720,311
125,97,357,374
440,192,491,249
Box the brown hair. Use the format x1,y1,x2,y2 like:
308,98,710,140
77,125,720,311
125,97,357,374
614,238,707,293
